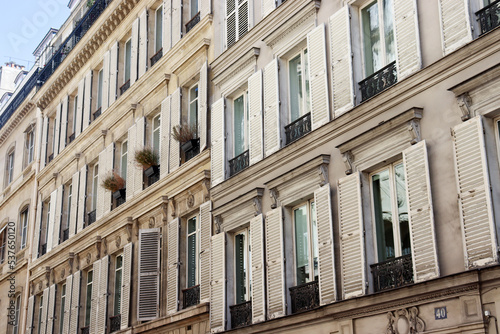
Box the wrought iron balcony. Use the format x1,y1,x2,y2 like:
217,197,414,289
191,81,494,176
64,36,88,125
48,153,54,163
359,61,397,102
62,228,69,242
230,301,252,329
93,107,102,121
40,243,47,256
145,165,160,185
371,254,413,292
120,79,130,95
229,150,249,177
182,285,200,309
87,210,96,226
285,112,311,145
289,280,319,314
186,12,200,33
150,48,163,67
80,326,90,334
68,133,75,144
476,0,500,35
182,138,200,163
109,314,121,333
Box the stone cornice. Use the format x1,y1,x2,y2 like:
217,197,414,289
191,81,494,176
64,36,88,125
0,97,35,146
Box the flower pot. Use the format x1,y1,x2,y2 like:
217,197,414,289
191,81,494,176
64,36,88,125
181,139,195,152
113,188,126,200
144,165,160,177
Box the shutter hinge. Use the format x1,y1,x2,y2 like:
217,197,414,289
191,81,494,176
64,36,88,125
450,128,454,137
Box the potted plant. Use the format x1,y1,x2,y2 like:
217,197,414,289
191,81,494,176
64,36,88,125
172,123,199,152
100,170,126,199
134,146,159,177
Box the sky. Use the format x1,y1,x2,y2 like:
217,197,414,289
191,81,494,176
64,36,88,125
0,0,72,70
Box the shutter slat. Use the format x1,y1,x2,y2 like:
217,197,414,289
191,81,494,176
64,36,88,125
90,260,101,334
172,0,182,46
210,232,225,332
97,256,109,334
77,166,88,233
59,96,69,151
438,0,473,55
26,295,35,334
248,70,264,165
162,0,172,51
109,42,119,105
263,59,281,156
160,96,171,179
46,189,58,253
169,88,181,173
250,214,265,323
131,18,139,85
46,284,57,334
52,185,64,250
39,287,50,334
199,61,208,151
138,9,148,78
62,275,73,334
83,71,92,131
138,229,161,321
394,0,421,80
265,207,285,319
121,243,133,330
167,218,179,314
69,172,80,238
102,51,110,111
69,271,81,334
199,201,212,302
211,98,225,186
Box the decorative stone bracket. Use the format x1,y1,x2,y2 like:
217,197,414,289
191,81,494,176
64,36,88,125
456,93,473,121
386,307,425,334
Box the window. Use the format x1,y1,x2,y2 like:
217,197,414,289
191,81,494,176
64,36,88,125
7,150,15,184
124,39,132,83
225,0,249,48
85,270,93,327
38,295,44,334
155,6,163,53
360,0,395,76
371,162,410,262
26,128,35,165
114,254,123,316
20,208,29,249
121,140,128,183
13,294,21,334
60,283,66,332
152,114,161,156
189,84,199,137
234,227,251,304
293,200,318,285
186,216,199,288
190,0,198,18
97,69,103,111
233,93,249,157
92,164,99,213
71,95,78,136
0,228,6,264
288,48,311,123
64,184,72,240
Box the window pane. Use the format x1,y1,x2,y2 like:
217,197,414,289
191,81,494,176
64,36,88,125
362,1,381,75
121,141,128,182
383,0,395,64
156,6,163,52
187,216,197,287
153,115,161,155
92,165,99,211
85,272,93,326
234,95,245,156
125,40,132,82
372,169,394,261
303,49,311,115
189,85,198,134
97,70,103,109
294,205,309,285
114,256,123,316
394,163,411,255
289,54,303,122
60,284,66,332
191,0,198,17
235,232,247,303
310,201,318,281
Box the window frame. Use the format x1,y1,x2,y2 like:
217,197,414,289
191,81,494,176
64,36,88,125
20,207,29,249
60,283,66,333
186,214,200,288
97,69,104,110
72,95,79,135
7,149,15,184
188,83,199,137
113,253,123,316
92,164,99,212
233,226,251,304
27,128,35,165
287,47,311,123
38,294,44,334
231,91,249,158
13,294,21,334
124,39,132,83
85,270,93,327
155,5,163,53
120,140,128,183
0,227,6,264
152,113,161,156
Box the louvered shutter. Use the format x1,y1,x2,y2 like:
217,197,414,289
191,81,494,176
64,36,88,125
46,189,57,253
134,117,145,196
248,70,264,165
59,96,69,151
126,123,137,201
76,79,85,136
199,61,208,151
69,271,81,334
69,172,80,238
90,260,101,334
314,184,336,304
96,255,109,334
40,287,50,334
54,104,61,157
33,193,42,259
169,88,181,173
199,201,211,302
172,0,182,46
40,116,49,167
52,185,64,250
307,24,330,130
452,116,497,268
263,59,281,156
97,143,114,220
109,42,118,105
139,9,148,78
102,51,110,111
46,284,57,334
226,0,237,48
210,232,225,333
338,173,366,299
62,275,73,334
262,0,275,17
138,229,161,321
77,165,88,233
402,141,440,281
83,71,93,131
250,214,265,323
131,18,139,85
162,0,172,51
438,0,472,55
265,207,285,319
160,96,171,179
329,6,354,117
121,243,133,330
200,0,211,17
211,98,225,186
167,218,179,314
393,0,421,80
26,295,35,334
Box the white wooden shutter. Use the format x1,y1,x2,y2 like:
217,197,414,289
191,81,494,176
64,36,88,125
46,189,57,253
169,88,181,173
83,70,93,131
33,193,42,260
139,9,148,78
131,18,139,85
438,0,473,55
109,42,119,105
26,295,35,334
90,259,101,334
54,104,61,157
69,171,80,238
40,116,49,167
452,116,498,268
307,24,330,130
134,117,145,196
248,70,264,165
59,96,69,151
262,0,275,17
263,59,281,156
199,201,212,302
76,78,85,136
199,61,208,151
167,218,179,314
160,96,171,179
98,143,114,220
314,184,337,305
210,232,225,333
138,229,161,321
126,123,137,201
96,255,109,334
200,0,211,17
211,98,225,186
69,271,81,334
40,287,50,334
162,0,172,51
102,51,110,111
46,284,57,334
77,165,88,233
52,184,64,250
250,214,265,323
172,0,182,46
121,243,133,330
338,172,366,299
394,0,421,80
329,6,354,117
96,152,105,221
62,274,73,334
265,207,285,319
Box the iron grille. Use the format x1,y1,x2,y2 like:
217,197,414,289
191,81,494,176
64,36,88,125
150,48,163,67
40,243,47,256
285,112,311,145
359,61,397,102
289,280,319,314
186,12,200,33
371,254,414,292
93,107,102,121
230,300,252,329
68,133,75,144
182,285,200,309
229,150,249,177
87,210,96,226
109,314,121,333
62,228,69,242
120,79,131,95
48,154,54,163
476,0,500,35
81,326,90,334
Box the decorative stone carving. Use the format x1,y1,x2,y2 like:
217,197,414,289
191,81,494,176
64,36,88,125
203,179,211,201
115,235,121,248
162,197,169,225
149,217,156,228
38,281,42,291
102,237,108,255
318,164,329,186
95,236,102,258
456,93,473,121
68,252,75,273
214,216,223,234
60,268,66,279
187,194,195,208
86,252,92,265
169,199,176,218
342,151,354,175
253,197,262,216
386,307,425,334
45,267,51,287
408,120,421,145
126,217,134,241
270,188,279,209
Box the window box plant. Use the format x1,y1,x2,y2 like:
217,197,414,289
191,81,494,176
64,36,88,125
100,170,126,199
172,123,199,152
134,146,159,177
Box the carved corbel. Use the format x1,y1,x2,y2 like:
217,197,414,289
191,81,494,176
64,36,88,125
161,196,169,225
45,267,51,287
214,215,223,234
342,151,354,175
169,198,176,218
68,252,75,274
126,217,134,241
101,129,108,137
102,237,108,255
318,164,329,186
457,93,473,121
95,236,102,258
253,197,262,216
203,179,211,201
75,153,81,160
270,188,279,209
408,119,421,145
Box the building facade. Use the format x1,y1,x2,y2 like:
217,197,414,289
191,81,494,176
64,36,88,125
1,0,500,333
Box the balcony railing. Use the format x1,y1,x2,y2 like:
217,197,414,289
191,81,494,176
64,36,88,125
476,0,500,35
285,112,311,145
48,153,54,163
93,107,102,121
145,165,160,185
62,228,69,242
182,285,200,309
80,326,90,334
371,254,414,292
186,12,200,33
40,243,47,256
289,280,319,314
109,314,121,333
68,133,75,144
359,61,397,102
182,138,200,163
150,48,163,67
230,301,252,329
229,150,249,177
120,79,130,95
87,210,96,226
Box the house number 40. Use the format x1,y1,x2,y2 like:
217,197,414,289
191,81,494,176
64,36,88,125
435,307,447,320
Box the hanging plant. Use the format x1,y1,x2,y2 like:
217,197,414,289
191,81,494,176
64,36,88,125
100,170,125,193
134,146,159,170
